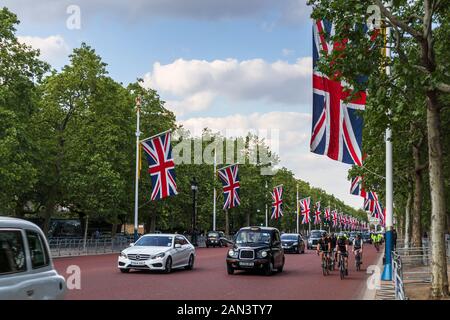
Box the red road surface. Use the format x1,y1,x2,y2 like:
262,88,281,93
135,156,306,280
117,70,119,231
54,246,381,300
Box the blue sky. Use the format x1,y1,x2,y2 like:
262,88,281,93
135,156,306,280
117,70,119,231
5,0,366,210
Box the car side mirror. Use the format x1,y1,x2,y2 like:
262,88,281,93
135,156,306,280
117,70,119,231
129,243,135,247
175,243,182,249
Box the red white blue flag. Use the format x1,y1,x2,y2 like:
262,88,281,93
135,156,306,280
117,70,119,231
218,164,241,210
310,20,366,166
324,207,331,221
331,210,338,227
271,185,283,220
141,131,178,200
350,176,367,198
300,197,311,224
314,201,321,225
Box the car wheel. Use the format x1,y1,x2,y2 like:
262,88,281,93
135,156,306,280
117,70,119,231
227,264,234,275
206,244,209,248
120,268,130,273
277,259,284,273
185,255,194,270
264,261,274,276
164,256,172,273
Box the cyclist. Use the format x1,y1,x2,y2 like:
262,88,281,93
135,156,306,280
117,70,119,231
329,233,338,266
352,233,363,265
316,232,331,265
336,233,349,275
373,233,382,250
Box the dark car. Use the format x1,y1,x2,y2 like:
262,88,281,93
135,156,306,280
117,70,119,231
281,233,305,254
226,226,285,276
206,231,226,247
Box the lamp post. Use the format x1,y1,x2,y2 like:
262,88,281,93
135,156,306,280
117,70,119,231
191,177,198,247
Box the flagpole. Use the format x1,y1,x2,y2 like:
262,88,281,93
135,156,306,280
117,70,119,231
382,0,394,281
296,183,299,234
133,96,141,243
265,180,268,227
213,148,217,231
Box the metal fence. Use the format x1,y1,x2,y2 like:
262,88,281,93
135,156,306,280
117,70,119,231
49,237,132,257
390,237,450,299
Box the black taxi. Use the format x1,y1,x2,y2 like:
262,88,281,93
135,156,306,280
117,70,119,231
226,226,285,276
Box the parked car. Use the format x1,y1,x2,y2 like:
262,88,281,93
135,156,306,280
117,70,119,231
0,217,66,300
226,226,285,276
118,234,195,273
205,231,227,247
281,233,305,254
307,230,327,249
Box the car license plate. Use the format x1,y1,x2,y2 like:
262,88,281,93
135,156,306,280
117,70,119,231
131,261,146,266
239,261,254,267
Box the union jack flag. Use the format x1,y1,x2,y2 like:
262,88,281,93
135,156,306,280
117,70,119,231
331,210,338,227
314,201,321,225
364,198,376,213
350,176,367,198
218,164,241,210
324,207,331,221
141,131,178,200
271,185,283,220
300,197,311,224
310,20,366,166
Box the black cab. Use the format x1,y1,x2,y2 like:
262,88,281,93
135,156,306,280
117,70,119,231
226,226,285,276
205,231,226,247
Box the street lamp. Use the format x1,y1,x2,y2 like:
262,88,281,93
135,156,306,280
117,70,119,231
190,177,198,247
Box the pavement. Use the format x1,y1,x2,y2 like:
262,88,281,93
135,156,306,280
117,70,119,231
54,246,382,300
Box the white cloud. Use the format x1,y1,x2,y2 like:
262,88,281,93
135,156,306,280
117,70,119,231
143,57,312,116
179,111,364,210
17,35,70,67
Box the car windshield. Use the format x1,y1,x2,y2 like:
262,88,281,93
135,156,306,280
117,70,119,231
311,231,322,237
281,235,298,241
135,236,173,247
235,230,271,244
208,232,219,237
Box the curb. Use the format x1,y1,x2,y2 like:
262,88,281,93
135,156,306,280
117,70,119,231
360,250,385,300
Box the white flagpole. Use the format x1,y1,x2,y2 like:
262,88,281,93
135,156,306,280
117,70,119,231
133,96,141,242
265,180,268,227
382,1,394,280
296,183,299,234
213,148,217,231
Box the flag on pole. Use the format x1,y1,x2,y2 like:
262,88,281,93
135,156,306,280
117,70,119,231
324,207,331,221
350,176,367,198
331,210,338,227
141,131,178,200
271,185,283,220
314,201,321,225
300,197,311,224
310,20,366,166
217,164,241,210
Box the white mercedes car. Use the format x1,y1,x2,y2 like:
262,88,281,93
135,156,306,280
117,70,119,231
118,234,195,273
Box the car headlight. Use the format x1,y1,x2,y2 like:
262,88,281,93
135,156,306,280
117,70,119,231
257,250,269,258
228,249,238,258
152,252,165,259
120,251,127,259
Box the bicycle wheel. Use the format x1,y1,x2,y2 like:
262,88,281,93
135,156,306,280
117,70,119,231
339,257,345,279
322,259,327,276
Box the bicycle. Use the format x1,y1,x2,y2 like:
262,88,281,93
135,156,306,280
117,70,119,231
338,252,348,280
355,250,362,271
374,241,380,252
321,251,330,276
329,249,336,271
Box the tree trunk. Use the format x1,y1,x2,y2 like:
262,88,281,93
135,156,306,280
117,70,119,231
111,223,117,237
150,211,156,233
404,190,413,249
411,145,423,248
426,96,449,298
42,200,55,237
224,209,229,236
246,211,251,226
